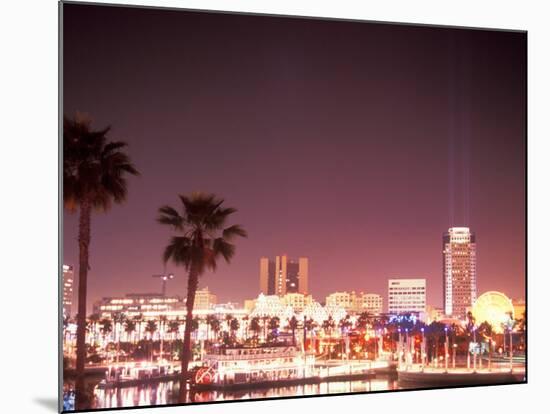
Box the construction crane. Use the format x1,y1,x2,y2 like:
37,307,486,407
152,272,174,296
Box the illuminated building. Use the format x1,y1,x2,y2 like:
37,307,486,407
259,255,308,295
324,291,383,314
471,291,515,333
93,293,183,318
250,294,294,320
388,279,426,314
62,264,74,318
443,227,477,319
422,305,445,324
281,293,313,312
325,291,359,311
359,293,383,314
192,287,217,310
512,298,526,321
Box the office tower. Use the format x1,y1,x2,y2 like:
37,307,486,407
259,255,308,295
387,278,426,314
62,265,74,318
443,227,477,319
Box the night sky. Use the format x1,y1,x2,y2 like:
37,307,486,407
62,3,526,311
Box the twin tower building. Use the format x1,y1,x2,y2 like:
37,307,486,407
259,255,309,296
258,227,476,320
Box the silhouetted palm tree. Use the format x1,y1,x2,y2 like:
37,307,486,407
250,317,262,341
124,318,136,344
145,320,158,362
322,316,335,337
207,315,221,343
64,115,139,409
287,316,299,346
157,192,246,402
229,318,240,341
113,312,125,363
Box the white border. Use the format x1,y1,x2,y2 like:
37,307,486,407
2,1,548,413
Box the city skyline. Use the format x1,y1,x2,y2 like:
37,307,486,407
62,4,525,311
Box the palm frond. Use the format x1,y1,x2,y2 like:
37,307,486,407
157,205,185,229
222,224,248,240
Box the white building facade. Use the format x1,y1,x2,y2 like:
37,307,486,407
387,279,426,314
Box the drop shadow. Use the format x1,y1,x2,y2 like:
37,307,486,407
33,397,59,412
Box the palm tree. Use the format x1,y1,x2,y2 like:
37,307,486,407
207,315,221,343
64,115,139,409
250,317,262,341
287,316,299,346
304,318,317,351
322,316,335,337
88,313,100,347
124,318,136,345
157,192,246,401
225,314,234,335
229,318,240,342
100,319,113,360
261,316,270,342
113,312,125,364
133,313,143,342
205,314,217,342
242,315,249,341
145,320,158,362
356,312,371,332
168,319,181,361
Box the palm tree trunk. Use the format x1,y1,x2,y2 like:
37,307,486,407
75,201,91,410
179,268,199,403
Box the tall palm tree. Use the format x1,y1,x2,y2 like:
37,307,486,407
157,192,246,401
64,115,139,409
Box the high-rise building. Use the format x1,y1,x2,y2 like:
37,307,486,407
443,227,477,319
387,279,426,314
259,255,308,295
62,265,74,318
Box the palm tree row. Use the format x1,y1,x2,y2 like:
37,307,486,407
64,115,247,406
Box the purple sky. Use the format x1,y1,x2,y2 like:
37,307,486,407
62,4,526,311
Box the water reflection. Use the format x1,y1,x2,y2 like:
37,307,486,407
92,377,400,409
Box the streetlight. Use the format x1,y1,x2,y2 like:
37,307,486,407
444,327,449,372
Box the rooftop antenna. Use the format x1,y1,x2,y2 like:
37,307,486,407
152,268,174,296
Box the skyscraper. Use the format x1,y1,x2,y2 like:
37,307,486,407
443,227,477,319
62,264,74,318
259,255,308,295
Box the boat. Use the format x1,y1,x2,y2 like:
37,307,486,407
190,344,391,391
397,365,525,386
97,363,182,389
